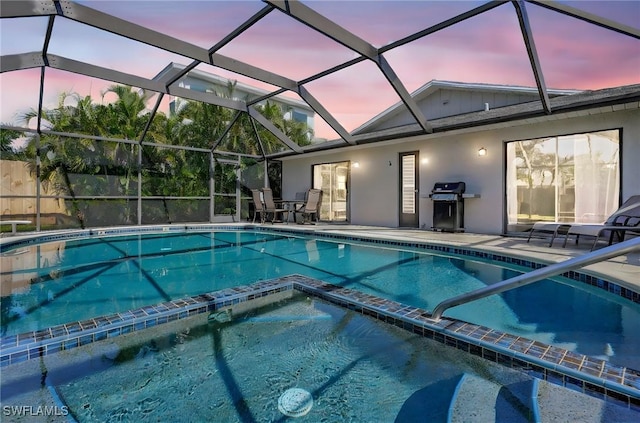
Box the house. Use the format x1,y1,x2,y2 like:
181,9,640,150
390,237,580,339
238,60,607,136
280,81,640,235
154,63,317,141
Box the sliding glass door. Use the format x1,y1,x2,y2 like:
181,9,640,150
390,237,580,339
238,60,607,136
312,161,349,222
505,129,620,233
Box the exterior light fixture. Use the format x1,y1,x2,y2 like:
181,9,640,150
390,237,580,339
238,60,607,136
477,147,487,157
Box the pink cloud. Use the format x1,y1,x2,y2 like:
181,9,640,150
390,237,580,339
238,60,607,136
82,1,267,49
3,1,638,141
217,12,355,81
526,5,640,89
304,60,404,132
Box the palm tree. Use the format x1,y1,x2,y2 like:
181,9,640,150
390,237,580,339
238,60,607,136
14,82,315,225
0,127,25,160
20,87,159,226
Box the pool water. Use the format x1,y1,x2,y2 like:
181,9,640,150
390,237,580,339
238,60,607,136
2,230,639,370
2,294,634,422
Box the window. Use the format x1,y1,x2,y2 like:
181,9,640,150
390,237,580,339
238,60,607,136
312,161,350,222
292,110,307,123
506,130,620,233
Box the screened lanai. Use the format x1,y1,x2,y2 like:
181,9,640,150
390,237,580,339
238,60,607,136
1,0,639,231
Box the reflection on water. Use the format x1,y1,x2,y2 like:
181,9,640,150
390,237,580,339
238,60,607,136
2,230,639,370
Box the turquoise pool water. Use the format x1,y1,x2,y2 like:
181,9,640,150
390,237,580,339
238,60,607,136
2,230,639,370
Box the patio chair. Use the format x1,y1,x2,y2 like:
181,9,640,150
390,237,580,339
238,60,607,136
527,194,640,247
261,188,287,224
562,215,640,250
295,189,322,224
251,189,266,224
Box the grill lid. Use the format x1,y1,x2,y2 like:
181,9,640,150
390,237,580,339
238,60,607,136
432,181,466,194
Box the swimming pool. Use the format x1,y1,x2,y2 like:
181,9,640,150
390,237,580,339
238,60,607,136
2,228,639,373
2,290,636,422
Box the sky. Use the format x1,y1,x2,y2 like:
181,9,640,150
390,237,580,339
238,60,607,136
1,0,639,141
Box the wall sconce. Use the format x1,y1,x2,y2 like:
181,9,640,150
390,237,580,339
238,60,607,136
421,158,429,165
352,161,360,168
477,147,487,157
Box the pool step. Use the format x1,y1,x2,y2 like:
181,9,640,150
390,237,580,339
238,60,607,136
395,374,466,422
448,374,539,423
535,379,639,422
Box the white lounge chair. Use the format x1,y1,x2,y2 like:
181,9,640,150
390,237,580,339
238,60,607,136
526,195,640,247
562,215,640,250
526,221,574,247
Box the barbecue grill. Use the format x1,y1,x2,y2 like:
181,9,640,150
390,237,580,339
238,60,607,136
430,181,466,232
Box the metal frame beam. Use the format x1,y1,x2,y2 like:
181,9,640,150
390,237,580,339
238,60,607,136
527,0,640,39
0,52,45,72
513,1,551,114
248,107,303,153
298,86,354,144
209,5,274,54
265,1,433,136
250,117,268,158
47,54,166,91
381,1,508,53
0,0,57,17
265,0,378,60
51,0,298,91
376,55,432,133
168,85,246,111
58,1,208,61
211,111,242,153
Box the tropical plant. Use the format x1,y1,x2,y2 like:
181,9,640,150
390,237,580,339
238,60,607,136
13,82,313,226
0,127,26,160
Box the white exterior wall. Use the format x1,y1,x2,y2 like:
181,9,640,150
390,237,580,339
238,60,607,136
281,107,640,235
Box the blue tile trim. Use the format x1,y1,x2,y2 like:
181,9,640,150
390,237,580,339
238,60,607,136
1,278,294,367
290,275,640,405
0,275,638,408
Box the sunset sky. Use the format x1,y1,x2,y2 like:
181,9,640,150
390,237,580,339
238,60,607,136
1,0,639,140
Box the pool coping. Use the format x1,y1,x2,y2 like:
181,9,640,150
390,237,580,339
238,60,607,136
1,275,639,410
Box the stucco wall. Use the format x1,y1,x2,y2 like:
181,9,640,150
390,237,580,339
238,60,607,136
281,107,640,235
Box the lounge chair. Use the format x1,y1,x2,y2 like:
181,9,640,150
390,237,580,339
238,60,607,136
295,189,322,224
527,194,640,247
562,215,640,250
250,189,266,224
262,188,287,223
526,221,574,247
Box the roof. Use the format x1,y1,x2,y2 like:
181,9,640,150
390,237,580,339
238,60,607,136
287,83,640,156
352,80,583,134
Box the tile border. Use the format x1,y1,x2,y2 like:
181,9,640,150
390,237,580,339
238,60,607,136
1,275,638,408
